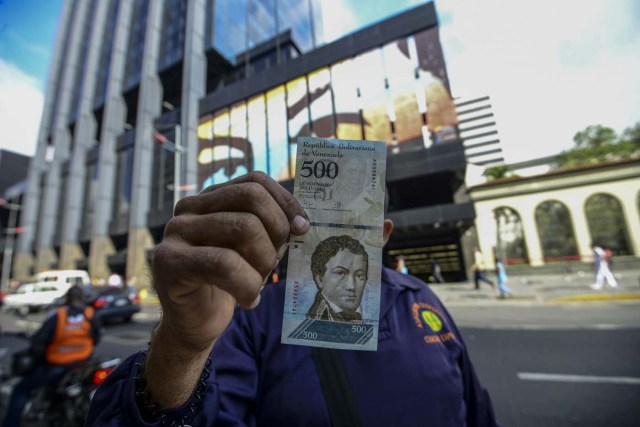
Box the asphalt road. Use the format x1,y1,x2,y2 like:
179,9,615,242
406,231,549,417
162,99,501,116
1,303,639,426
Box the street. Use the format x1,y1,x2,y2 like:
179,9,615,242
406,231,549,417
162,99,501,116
1,302,639,426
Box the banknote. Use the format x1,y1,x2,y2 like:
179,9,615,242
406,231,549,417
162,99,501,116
281,137,387,351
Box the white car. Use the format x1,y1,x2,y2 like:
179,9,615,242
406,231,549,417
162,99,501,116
3,270,90,316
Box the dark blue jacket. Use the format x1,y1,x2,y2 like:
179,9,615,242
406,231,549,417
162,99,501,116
88,268,499,426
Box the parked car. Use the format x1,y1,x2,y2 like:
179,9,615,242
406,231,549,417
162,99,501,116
48,285,141,324
2,270,91,316
87,286,141,323
34,270,91,288
3,283,68,316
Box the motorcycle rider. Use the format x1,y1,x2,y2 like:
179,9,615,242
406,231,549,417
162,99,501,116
1,285,101,427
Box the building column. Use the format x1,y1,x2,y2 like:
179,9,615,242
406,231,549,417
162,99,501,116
60,0,110,270
14,0,75,280
519,204,544,267
126,0,165,284
90,0,135,282
474,202,498,270
619,186,640,257
181,0,207,199
36,0,91,273
565,194,593,263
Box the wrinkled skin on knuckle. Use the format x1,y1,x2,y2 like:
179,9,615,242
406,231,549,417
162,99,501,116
163,216,187,242
152,242,181,290
217,249,262,306
247,170,269,183
240,181,270,205
174,194,199,215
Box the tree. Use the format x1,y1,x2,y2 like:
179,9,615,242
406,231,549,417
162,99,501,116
484,165,511,180
572,125,617,148
620,122,640,148
556,122,640,167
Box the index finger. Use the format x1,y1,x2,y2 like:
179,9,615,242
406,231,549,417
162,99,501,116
199,171,310,235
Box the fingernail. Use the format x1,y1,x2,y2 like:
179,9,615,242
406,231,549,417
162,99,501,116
249,294,261,309
292,215,308,232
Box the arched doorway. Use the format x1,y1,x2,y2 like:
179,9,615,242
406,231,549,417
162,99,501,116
535,200,579,262
494,207,529,264
585,193,632,255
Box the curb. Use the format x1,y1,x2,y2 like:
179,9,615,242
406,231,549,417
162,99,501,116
141,297,159,306
548,293,640,303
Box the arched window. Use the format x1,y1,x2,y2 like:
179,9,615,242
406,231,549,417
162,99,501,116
585,193,632,255
494,207,528,264
535,200,579,261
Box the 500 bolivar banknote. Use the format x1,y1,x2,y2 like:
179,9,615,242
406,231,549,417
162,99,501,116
282,137,387,351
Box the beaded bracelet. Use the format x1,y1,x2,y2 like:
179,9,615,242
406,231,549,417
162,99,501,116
134,352,213,427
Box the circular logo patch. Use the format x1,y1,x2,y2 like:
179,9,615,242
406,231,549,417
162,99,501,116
421,310,443,332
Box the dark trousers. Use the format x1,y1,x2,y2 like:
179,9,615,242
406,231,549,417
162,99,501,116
474,270,494,289
2,364,69,427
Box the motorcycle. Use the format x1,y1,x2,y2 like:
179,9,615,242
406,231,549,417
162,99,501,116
0,347,120,427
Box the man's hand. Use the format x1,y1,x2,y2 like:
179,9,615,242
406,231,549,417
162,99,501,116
146,172,309,408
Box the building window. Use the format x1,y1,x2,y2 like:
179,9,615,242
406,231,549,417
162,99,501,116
356,49,392,145
266,85,289,181
535,200,579,262
247,94,269,175
585,193,632,255
80,161,99,240
111,144,134,233
331,58,362,140
382,39,422,149
308,67,334,138
494,207,528,264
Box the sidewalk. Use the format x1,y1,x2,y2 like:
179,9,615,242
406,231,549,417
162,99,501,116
429,268,640,306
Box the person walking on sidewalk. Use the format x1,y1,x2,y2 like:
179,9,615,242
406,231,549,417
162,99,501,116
590,242,618,290
472,247,495,290
495,257,512,299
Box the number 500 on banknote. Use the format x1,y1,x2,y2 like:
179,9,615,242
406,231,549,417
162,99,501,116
282,137,387,351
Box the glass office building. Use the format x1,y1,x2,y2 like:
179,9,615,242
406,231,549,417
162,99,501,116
15,0,474,286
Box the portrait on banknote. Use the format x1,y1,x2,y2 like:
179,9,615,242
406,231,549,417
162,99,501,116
282,137,386,351
307,235,369,323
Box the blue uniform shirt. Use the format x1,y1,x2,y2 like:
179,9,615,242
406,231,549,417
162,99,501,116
88,267,499,426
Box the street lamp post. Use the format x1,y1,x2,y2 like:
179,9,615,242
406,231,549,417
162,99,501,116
0,197,21,292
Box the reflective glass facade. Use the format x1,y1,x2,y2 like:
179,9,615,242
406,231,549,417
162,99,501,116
94,0,120,109
197,27,458,190
70,0,98,123
210,0,322,63
123,0,150,92
158,0,187,71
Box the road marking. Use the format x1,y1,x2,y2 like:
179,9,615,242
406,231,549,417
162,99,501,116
463,324,640,331
518,372,640,385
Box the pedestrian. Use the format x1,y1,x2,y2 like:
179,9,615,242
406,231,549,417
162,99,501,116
590,242,618,290
395,255,409,275
2,286,101,427
472,247,495,290
431,258,445,283
495,257,512,299
87,172,499,426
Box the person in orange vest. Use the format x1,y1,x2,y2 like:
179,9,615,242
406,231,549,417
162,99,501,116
2,285,102,427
